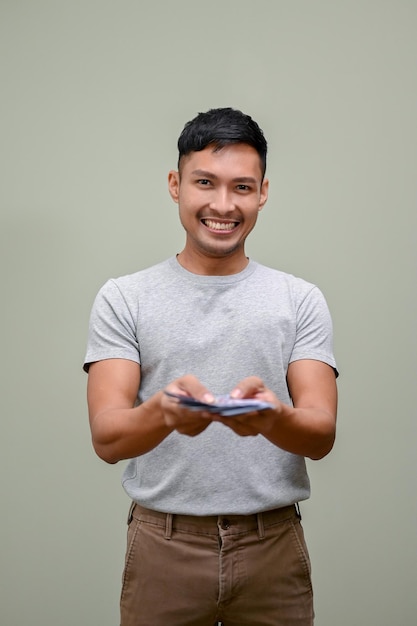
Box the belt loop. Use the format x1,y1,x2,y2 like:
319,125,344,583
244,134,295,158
165,513,173,540
256,512,265,540
127,501,136,525
295,503,302,520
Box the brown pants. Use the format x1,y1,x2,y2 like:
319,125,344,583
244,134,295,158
120,503,314,626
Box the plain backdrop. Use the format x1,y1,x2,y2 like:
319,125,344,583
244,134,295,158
1,1,416,625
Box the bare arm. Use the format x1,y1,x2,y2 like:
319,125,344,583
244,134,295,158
212,360,337,460
87,359,215,464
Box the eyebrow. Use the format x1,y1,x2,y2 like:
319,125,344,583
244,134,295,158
191,169,258,184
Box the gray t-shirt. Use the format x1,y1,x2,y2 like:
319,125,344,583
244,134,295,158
84,257,337,515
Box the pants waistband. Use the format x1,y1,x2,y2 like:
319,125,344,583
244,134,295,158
128,502,300,540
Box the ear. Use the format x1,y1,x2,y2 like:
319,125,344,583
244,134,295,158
168,170,180,203
258,178,269,211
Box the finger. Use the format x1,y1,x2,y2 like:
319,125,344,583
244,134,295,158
213,416,259,437
230,376,265,399
175,422,210,436
163,405,213,430
167,375,215,403
225,423,257,436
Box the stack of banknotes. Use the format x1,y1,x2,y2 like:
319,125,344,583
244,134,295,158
164,391,275,417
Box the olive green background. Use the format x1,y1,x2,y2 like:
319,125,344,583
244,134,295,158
1,1,416,624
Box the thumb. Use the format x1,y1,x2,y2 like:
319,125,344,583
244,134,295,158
230,376,265,399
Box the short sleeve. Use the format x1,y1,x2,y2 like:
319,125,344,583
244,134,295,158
83,279,140,372
289,286,338,377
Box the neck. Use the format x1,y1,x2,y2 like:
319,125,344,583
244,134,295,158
176,249,249,276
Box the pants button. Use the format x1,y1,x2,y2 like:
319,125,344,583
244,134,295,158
221,518,231,530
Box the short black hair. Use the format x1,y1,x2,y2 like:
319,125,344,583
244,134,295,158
177,107,267,178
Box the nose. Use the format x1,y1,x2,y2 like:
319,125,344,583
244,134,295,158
209,188,235,214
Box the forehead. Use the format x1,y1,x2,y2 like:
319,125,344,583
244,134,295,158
179,143,263,179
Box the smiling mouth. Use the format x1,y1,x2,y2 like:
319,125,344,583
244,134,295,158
201,219,239,231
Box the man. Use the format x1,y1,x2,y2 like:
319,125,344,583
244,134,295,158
84,107,338,626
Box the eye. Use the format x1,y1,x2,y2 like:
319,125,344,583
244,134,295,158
197,179,211,186
236,184,250,191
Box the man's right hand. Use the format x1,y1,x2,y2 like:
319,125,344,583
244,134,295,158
161,374,215,436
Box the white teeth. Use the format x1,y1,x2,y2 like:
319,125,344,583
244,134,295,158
203,219,237,231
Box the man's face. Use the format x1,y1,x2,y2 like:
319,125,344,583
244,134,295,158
168,143,269,268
